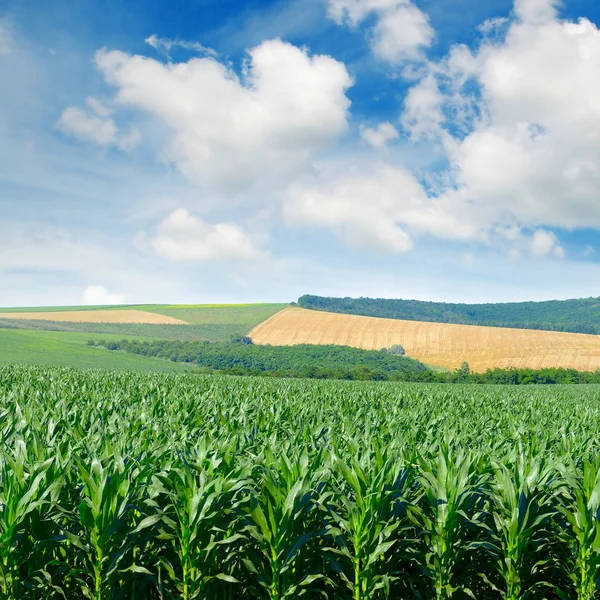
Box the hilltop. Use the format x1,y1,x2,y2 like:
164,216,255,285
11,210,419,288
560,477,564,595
297,295,600,335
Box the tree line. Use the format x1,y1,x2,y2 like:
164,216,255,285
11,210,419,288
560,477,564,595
296,294,600,334
92,339,600,384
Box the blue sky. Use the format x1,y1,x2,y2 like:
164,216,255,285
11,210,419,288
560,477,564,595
2,0,600,306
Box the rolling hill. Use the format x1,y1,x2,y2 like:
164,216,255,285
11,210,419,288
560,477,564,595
5,299,600,374
0,304,287,370
297,294,600,334
249,307,600,373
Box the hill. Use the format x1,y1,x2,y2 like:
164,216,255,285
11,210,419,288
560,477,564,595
0,303,287,342
0,330,192,371
0,303,287,370
297,294,600,334
249,306,600,372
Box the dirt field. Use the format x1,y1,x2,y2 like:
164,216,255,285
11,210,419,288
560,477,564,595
0,310,189,325
249,307,600,372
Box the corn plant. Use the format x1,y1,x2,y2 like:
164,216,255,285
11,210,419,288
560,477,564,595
417,447,489,599
558,457,600,600
487,452,563,599
0,439,65,599
0,365,600,598
241,448,330,599
66,455,156,600
325,447,419,600
152,445,248,599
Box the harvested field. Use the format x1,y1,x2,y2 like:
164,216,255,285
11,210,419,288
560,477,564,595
0,310,189,325
249,307,600,372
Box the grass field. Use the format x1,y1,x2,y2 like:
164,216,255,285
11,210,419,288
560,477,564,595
3,364,600,598
0,304,289,358
250,306,600,372
0,329,190,371
140,303,288,325
0,318,254,341
0,309,188,324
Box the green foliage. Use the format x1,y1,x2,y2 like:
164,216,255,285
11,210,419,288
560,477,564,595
383,344,405,356
101,338,600,384
231,335,254,345
97,339,428,380
298,294,600,335
3,366,600,597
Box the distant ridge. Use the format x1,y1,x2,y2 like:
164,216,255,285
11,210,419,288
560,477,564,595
296,295,600,335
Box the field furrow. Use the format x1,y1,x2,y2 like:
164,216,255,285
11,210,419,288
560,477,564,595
250,307,600,372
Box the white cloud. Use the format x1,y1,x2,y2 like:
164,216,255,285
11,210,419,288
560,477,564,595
284,163,481,254
93,39,352,192
360,122,399,148
0,20,13,55
144,34,216,57
448,15,600,230
327,0,434,64
57,106,118,146
57,97,139,150
152,209,265,262
82,285,125,305
529,229,564,258
401,74,444,140
371,1,600,259
514,0,559,24
584,244,595,257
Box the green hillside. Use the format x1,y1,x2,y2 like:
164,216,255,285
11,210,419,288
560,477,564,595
0,303,287,343
141,303,287,326
0,330,190,371
0,304,288,371
297,294,600,334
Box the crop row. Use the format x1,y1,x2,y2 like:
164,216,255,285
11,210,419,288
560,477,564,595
1,365,600,599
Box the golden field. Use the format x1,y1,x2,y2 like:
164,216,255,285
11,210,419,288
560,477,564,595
0,310,189,325
249,307,600,372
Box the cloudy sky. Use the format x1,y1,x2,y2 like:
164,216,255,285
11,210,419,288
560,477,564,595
2,0,600,306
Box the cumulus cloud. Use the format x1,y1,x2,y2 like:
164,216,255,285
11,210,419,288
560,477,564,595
327,0,434,64
82,285,125,305
58,107,118,146
445,14,600,231
401,74,444,140
529,229,564,258
360,122,399,148
289,0,600,260
514,0,559,24
93,39,352,192
325,0,598,258
284,163,482,254
152,209,265,262
57,97,139,150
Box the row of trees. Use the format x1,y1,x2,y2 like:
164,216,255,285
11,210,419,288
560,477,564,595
90,338,427,379
297,294,600,334
93,339,600,384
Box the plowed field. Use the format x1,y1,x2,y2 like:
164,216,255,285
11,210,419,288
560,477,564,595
249,307,600,372
0,310,189,325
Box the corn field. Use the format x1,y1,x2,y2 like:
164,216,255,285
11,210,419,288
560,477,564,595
2,365,600,599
